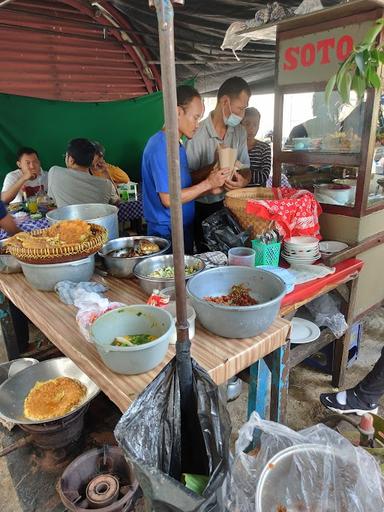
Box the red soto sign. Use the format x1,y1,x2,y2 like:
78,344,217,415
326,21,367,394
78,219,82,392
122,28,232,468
283,34,354,71
278,21,373,85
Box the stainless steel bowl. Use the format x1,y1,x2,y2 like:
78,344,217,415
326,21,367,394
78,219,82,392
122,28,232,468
98,236,170,278
133,254,205,296
0,239,22,274
20,255,95,291
0,357,99,425
46,203,119,241
187,266,286,338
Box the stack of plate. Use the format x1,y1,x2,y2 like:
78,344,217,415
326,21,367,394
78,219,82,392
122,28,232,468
282,236,320,265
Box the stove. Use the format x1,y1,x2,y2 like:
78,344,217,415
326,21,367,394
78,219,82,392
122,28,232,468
0,405,87,469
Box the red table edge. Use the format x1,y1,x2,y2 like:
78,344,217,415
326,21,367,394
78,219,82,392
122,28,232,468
281,258,363,308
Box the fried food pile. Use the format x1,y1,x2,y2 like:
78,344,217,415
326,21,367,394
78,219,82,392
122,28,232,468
204,284,258,306
24,376,87,421
6,220,92,250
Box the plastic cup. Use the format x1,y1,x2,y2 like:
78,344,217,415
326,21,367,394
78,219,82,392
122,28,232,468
27,196,38,214
228,247,255,267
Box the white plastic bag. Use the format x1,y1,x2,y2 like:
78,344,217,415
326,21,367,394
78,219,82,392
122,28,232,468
305,293,348,338
295,0,324,16
74,291,125,342
226,412,384,512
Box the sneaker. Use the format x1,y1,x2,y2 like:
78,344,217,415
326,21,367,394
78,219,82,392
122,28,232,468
320,389,378,416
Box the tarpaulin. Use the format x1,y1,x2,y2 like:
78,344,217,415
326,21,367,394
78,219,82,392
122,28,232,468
0,91,165,183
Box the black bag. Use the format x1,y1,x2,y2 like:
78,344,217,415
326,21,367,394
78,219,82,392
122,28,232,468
202,208,250,253
114,344,231,512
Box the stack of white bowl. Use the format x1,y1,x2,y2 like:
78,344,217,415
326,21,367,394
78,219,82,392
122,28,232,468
282,236,321,265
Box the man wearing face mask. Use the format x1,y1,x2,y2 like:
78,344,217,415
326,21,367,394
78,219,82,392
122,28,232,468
186,77,251,250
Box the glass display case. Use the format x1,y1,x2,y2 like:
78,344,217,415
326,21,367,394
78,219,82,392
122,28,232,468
272,5,383,218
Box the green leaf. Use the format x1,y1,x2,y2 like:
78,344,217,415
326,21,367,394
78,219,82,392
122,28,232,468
351,73,366,100
362,21,384,46
325,74,336,104
378,50,384,63
369,70,381,89
339,71,353,103
355,52,365,74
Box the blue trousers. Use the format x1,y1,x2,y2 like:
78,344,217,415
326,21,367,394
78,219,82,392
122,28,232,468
147,222,194,255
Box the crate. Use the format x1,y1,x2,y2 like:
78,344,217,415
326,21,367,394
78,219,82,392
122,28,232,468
252,239,281,267
303,322,362,374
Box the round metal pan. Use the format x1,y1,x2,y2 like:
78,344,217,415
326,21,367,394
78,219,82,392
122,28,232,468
0,357,99,425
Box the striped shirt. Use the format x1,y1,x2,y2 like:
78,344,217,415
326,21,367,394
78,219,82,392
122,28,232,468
248,140,271,186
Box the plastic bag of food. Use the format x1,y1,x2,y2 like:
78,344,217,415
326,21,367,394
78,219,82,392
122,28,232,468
74,291,125,342
225,412,384,512
202,208,250,253
115,351,231,512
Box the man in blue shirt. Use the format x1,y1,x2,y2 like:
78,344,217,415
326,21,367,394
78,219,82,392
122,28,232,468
142,85,230,254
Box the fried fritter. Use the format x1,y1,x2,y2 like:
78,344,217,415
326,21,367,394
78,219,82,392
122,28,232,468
24,376,87,421
46,220,92,245
137,239,160,255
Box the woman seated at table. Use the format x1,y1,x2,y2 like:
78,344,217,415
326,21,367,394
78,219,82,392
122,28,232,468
91,142,130,185
141,85,230,254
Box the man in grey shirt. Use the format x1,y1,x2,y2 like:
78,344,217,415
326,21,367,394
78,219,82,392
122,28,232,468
48,138,119,208
186,77,251,250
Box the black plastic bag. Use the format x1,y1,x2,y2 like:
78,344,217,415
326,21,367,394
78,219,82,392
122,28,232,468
114,349,231,512
202,208,250,253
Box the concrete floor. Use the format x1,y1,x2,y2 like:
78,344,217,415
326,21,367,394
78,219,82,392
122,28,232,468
1,307,383,511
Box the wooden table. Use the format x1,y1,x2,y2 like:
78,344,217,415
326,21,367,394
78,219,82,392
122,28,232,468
0,273,290,422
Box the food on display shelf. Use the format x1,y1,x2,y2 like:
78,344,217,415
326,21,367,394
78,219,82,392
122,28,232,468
322,130,361,151
111,334,157,347
24,376,87,421
205,284,258,306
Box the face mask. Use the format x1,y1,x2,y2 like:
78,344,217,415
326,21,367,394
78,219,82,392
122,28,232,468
223,102,243,127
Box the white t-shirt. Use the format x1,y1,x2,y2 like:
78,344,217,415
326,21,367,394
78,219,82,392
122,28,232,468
2,169,48,203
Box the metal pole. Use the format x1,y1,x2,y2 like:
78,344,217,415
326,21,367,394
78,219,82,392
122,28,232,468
151,0,189,345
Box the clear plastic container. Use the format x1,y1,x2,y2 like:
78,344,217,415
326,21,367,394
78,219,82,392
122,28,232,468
163,301,196,345
228,247,255,267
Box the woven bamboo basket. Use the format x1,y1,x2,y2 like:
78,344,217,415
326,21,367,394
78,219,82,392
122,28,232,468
224,187,275,239
7,223,108,264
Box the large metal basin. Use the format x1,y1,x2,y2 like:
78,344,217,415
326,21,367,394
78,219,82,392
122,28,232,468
46,203,119,241
20,255,95,291
98,236,170,278
0,357,99,425
187,266,286,338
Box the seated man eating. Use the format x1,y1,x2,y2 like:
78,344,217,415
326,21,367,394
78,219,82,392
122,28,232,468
1,147,48,204
48,138,119,208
